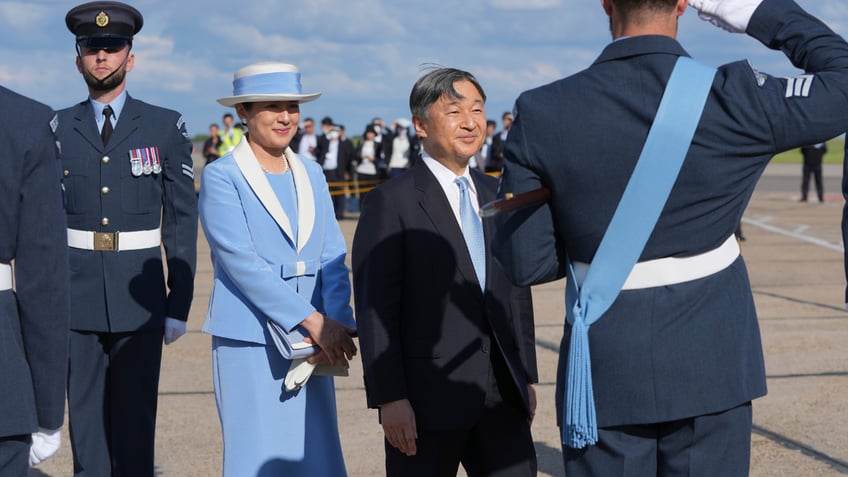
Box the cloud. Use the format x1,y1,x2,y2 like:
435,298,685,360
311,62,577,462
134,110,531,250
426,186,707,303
490,0,561,10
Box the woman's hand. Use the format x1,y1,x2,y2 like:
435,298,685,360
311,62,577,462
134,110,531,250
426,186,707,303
300,311,357,366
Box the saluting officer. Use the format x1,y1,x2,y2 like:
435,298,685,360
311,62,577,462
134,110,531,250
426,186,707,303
57,2,197,475
0,86,69,475
494,0,848,476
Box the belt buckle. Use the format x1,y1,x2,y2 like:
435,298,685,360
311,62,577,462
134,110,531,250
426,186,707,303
93,232,118,251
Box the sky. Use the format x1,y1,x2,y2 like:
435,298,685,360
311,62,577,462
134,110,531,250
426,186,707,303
2,0,846,139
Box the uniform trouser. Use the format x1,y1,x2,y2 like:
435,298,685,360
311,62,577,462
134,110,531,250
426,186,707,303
563,402,753,477
0,435,30,477
68,329,164,477
801,160,824,201
323,168,347,219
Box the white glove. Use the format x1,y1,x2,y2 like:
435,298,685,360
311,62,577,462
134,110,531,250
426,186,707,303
164,317,186,345
284,358,317,392
29,428,61,466
688,0,764,33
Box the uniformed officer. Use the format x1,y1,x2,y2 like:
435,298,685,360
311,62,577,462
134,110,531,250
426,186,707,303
58,2,198,475
493,0,848,476
0,86,69,476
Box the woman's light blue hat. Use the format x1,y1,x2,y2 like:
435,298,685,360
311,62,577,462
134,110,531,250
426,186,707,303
217,62,321,107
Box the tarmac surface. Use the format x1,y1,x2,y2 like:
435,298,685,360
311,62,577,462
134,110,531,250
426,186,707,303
30,162,848,476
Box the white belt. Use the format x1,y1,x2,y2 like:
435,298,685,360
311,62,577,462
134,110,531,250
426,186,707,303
67,227,161,252
573,235,740,290
0,263,11,291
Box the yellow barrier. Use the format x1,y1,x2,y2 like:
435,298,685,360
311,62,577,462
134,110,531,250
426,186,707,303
197,171,503,196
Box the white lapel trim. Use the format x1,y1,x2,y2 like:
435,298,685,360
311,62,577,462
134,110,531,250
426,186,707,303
231,140,315,253
285,147,315,253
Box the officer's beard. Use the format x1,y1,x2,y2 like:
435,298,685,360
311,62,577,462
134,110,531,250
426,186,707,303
82,65,127,92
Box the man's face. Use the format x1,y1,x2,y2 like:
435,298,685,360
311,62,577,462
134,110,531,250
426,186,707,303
222,115,234,128
209,125,219,136
303,120,315,135
414,80,486,167
75,44,134,92
502,114,513,130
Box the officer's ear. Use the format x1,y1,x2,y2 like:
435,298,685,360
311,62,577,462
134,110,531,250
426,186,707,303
75,55,83,74
125,52,135,73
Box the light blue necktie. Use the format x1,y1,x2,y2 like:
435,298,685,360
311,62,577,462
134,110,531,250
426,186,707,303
456,176,486,291
562,57,716,449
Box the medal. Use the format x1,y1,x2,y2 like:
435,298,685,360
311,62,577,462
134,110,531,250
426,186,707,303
142,148,152,175
150,147,162,174
129,149,143,176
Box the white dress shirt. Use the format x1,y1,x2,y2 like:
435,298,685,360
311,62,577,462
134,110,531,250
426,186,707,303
421,150,480,229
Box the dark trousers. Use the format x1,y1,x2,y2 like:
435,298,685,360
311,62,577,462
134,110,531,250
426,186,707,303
0,435,30,477
323,168,347,219
563,402,753,477
801,159,823,201
68,329,164,477
385,346,536,477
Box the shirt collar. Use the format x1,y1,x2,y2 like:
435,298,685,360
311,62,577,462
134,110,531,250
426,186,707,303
421,149,477,196
90,90,128,122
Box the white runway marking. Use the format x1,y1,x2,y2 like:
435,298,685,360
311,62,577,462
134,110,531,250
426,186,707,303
742,216,843,252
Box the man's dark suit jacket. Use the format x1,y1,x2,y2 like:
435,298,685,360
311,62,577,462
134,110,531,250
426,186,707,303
316,134,355,178
352,161,537,430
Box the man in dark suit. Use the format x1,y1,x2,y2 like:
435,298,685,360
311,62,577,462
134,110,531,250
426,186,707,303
0,86,69,476
316,120,354,220
58,2,197,475
486,111,512,173
353,68,538,477
494,0,848,476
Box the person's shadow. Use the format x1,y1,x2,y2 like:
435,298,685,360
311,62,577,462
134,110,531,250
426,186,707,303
357,227,538,473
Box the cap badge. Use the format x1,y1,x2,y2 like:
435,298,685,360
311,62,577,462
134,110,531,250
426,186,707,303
95,11,110,28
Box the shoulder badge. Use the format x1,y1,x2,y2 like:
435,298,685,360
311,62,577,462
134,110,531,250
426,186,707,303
50,114,59,134
746,60,768,87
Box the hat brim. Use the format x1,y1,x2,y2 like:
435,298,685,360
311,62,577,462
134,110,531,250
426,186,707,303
77,36,131,49
216,93,321,107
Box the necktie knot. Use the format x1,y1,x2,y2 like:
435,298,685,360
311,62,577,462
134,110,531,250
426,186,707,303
101,105,114,146
455,176,470,192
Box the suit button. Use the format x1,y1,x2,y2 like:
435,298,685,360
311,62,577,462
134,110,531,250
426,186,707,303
63,170,69,177
101,217,110,226
481,343,489,354
101,186,110,195
102,156,110,164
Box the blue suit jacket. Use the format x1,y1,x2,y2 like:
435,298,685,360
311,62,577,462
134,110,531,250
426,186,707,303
199,141,354,345
494,0,848,427
0,86,69,436
57,94,197,332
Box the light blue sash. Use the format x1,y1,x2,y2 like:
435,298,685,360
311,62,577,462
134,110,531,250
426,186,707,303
562,57,716,448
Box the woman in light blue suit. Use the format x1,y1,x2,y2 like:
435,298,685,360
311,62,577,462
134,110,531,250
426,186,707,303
199,62,357,477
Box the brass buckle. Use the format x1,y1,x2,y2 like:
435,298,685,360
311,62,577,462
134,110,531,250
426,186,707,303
93,232,118,251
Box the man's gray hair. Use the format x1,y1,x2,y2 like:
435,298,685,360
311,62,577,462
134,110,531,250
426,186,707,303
409,67,486,120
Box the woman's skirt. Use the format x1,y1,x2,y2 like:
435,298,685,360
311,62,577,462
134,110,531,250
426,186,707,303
212,336,347,476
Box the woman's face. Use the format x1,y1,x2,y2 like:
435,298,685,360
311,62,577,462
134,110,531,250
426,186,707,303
236,101,300,154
